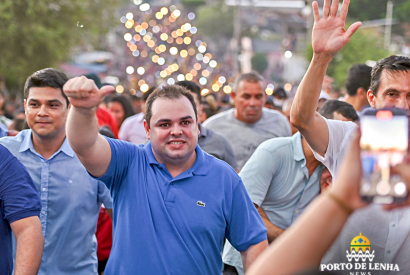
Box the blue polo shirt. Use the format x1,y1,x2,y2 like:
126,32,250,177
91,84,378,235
98,138,267,275
0,145,41,275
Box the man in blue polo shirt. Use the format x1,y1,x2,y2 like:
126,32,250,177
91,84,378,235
0,145,43,275
64,78,268,275
0,68,113,275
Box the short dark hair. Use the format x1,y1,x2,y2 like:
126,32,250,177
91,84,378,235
142,86,157,102
233,72,264,91
175,81,202,102
345,64,372,96
319,100,359,122
24,68,69,107
370,55,410,96
145,85,197,128
108,96,135,121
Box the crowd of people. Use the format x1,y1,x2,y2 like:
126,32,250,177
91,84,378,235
3,0,410,274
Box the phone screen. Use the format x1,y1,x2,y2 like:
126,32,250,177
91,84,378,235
360,110,408,203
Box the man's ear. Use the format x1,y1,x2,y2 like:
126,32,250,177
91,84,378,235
357,88,367,99
143,120,150,140
367,90,376,108
230,92,236,101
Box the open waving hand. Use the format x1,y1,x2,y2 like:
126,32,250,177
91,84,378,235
312,0,362,57
290,0,361,157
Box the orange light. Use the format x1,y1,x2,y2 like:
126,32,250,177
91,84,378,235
376,110,393,121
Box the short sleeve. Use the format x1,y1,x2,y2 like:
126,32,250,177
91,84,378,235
95,137,139,193
0,147,41,224
240,146,279,207
311,118,357,177
225,179,267,252
97,181,113,209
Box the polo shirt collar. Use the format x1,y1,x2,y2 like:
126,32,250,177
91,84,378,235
144,142,159,165
19,129,75,158
143,142,209,176
292,132,305,162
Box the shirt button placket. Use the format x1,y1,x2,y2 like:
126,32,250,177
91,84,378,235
40,161,49,236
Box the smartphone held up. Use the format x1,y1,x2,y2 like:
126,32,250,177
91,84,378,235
360,109,409,204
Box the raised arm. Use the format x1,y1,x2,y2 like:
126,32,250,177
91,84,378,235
290,0,361,156
11,216,44,275
64,77,115,177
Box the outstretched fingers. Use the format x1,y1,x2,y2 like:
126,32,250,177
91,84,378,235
330,0,340,17
323,0,331,18
339,0,350,22
312,1,320,22
345,21,362,40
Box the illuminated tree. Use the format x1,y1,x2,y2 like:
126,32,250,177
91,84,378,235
120,2,234,97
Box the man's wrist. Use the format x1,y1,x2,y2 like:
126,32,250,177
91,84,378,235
327,191,354,215
312,53,334,66
72,105,97,114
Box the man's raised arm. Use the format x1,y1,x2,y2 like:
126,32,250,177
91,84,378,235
64,76,115,177
290,0,361,156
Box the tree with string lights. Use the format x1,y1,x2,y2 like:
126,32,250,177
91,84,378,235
119,2,234,97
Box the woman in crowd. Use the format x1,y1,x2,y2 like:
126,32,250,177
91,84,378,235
107,95,135,129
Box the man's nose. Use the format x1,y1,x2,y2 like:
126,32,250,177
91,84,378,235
170,124,183,135
37,105,48,116
249,97,258,106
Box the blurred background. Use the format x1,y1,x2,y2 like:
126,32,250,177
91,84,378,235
1,0,410,102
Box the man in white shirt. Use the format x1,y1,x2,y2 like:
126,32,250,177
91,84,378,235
290,0,410,274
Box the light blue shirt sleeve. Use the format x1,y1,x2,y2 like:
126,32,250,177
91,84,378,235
239,146,280,207
0,123,8,138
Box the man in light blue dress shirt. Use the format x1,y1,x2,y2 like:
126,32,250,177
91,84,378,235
0,122,8,138
222,132,324,275
0,68,112,275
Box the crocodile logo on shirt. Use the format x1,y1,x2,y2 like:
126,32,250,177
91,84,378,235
197,201,206,207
